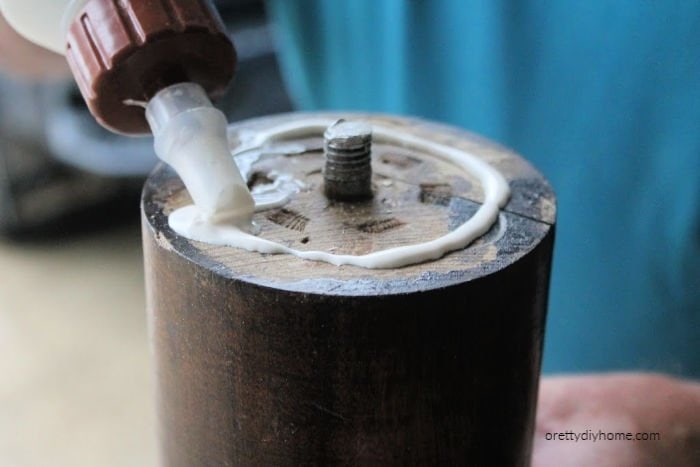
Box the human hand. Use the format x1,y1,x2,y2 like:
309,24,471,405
533,373,700,466
0,12,68,79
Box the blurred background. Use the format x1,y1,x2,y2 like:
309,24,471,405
0,1,292,465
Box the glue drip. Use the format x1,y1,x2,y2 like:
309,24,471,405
152,103,511,269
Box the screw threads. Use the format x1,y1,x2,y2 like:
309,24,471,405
323,120,373,201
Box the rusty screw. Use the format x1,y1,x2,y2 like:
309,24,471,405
323,119,373,201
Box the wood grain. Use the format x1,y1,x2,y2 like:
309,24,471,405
142,112,556,465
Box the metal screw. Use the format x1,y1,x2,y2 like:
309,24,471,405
323,119,373,201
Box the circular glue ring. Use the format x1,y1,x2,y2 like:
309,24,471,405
141,112,557,465
65,0,236,135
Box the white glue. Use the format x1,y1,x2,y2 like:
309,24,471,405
146,83,255,227
151,103,511,269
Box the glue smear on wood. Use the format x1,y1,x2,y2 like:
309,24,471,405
169,117,511,269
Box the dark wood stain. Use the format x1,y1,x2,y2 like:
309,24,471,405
141,112,556,466
266,208,309,232
419,183,453,206
356,217,405,234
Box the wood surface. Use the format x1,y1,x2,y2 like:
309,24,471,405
142,112,556,465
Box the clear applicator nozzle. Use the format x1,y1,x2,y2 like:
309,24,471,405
146,83,255,226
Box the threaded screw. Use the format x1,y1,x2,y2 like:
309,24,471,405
323,119,373,201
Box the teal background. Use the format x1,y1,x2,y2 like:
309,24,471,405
267,1,700,377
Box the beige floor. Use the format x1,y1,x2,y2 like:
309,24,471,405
0,221,156,467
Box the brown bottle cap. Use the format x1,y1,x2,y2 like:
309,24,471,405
66,0,236,135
